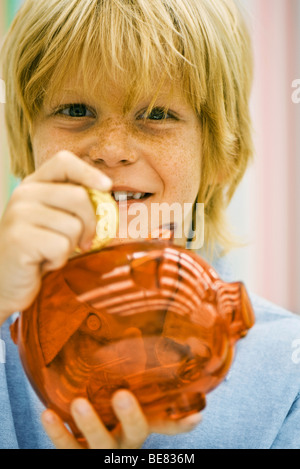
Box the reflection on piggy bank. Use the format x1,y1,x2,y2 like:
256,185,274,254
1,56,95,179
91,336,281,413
10,238,255,441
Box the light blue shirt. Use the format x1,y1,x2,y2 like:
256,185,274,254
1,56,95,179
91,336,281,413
1,254,300,449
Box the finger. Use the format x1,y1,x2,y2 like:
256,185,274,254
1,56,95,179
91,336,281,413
12,202,84,253
11,183,97,250
19,224,74,272
70,399,117,449
112,390,149,449
150,412,203,436
41,410,82,450
24,150,112,191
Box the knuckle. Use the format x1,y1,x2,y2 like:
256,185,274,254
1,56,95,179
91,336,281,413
3,199,31,232
52,431,73,450
4,201,22,223
9,184,30,203
4,222,24,248
9,183,39,210
57,235,71,254
55,150,74,166
73,187,97,231
122,433,147,449
70,216,83,239
9,187,21,203
53,236,71,264
81,420,100,436
121,419,149,448
6,201,37,228
52,425,66,442
74,185,89,205
10,200,30,216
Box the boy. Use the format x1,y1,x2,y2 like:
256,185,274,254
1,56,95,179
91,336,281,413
1,0,300,449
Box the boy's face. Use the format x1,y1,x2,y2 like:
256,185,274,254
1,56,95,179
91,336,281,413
31,75,202,245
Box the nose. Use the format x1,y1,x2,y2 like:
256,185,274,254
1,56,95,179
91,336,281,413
88,122,138,168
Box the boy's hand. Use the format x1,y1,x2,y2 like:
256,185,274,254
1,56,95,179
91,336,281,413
0,151,112,324
42,391,202,449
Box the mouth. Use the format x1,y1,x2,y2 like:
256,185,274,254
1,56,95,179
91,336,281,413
111,190,153,203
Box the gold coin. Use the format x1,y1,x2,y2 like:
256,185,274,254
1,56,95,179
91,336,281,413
77,189,119,253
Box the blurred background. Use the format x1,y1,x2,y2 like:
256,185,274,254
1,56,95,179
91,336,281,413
0,0,299,313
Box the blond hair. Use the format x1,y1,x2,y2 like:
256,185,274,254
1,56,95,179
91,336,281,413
1,0,253,256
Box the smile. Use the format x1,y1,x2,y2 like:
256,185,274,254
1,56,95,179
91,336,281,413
111,191,153,202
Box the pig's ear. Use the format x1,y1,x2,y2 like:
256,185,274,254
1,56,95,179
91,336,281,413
37,276,92,365
130,255,161,290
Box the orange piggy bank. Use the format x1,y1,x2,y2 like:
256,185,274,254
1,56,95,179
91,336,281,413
11,237,255,441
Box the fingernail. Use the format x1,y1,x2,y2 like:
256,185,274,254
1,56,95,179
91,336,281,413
43,411,57,425
100,176,113,191
114,391,134,410
72,399,92,416
184,413,202,427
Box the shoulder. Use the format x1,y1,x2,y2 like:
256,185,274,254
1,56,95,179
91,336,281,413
210,250,300,363
209,249,300,331
249,292,300,325
231,291,300,399
247,292,300,353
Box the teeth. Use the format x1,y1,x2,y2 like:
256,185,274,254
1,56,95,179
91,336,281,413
114,191,128,202
133,192,144,199
112,191,146,201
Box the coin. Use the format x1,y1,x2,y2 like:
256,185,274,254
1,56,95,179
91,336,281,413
78,189,119,252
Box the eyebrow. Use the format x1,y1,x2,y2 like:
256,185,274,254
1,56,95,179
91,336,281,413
47,89,90,102
44,88,96,111
45,84,190,118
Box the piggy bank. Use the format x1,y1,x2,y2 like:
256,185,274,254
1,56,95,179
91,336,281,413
10,237,255,441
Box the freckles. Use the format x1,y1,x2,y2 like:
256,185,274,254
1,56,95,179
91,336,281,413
32,125,81,168
171,145,201,200
149,131,201,188
156,146,200,202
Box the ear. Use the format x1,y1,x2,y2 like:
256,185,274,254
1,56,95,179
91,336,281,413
37,273,94,365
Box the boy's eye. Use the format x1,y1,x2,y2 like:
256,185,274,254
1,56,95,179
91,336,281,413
57,104,94,118
138,107,175,121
